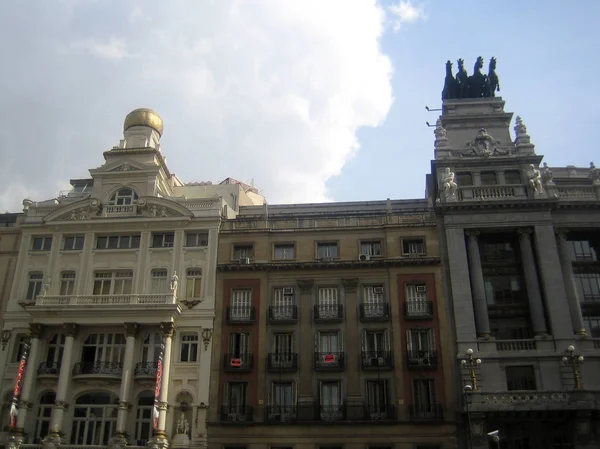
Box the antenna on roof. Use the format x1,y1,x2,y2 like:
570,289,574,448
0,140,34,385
425,106,442,112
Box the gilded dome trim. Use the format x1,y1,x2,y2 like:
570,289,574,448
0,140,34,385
123,108,164,136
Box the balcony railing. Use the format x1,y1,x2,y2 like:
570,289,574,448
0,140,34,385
265,405,298,423
35,293,176,306
314,352,345,370
313,304,344,322
290,404,396,422
360,351,393,370
404,300,433,319
226,306,256,324
223,353,253,372
346,404,396,421
220,406,253,422
72,362,123,377
268,305,298,323
318,405,344,421
267,353,298,372
495,339,537,352
37,361,60,375
103,204,138,216
134,362,157,377
359,302,390,321
409,403,444,421
407,350,437,369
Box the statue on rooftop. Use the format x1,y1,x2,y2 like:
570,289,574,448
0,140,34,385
469,57,488,98
442,60,458,100
441,167,458,202
487,57,500,97
527,164,544,196
444,57,500,99
455,59,469,98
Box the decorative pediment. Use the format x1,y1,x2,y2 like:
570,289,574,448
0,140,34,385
92,159,152,174
109,163,141,172
43,198,102,222
137,197,194,218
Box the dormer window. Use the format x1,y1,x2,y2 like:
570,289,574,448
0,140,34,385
109,188,138,206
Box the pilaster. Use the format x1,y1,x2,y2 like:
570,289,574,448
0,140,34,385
296,279,315,411
465,230,490,338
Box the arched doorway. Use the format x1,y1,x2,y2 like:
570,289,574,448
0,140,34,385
70,391,118,445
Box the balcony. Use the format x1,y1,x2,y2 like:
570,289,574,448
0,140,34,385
410,403,444,421
134,362,157,378
313,304,344,323
464,390,600,413
72,362,123,379
267,353,298,372
407,350,437,369
314,352,345,371
33,293,176,306
226,306,256,324
317,405,344,421
220,406,253,423
404,300,433,319
223,353,253,372
495,339,537,352
103,204,138,217
359,302,390,322
265,405,298,423
268,305,298,323
284,404,396,422
37,361,60,376
346,404,396,421
360,351,393,370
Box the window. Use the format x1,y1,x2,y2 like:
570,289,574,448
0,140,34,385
59,271,76,296
26,272,44,300
0,392,11,432
141,333,162,363
93,271,133,295
405,284,430,316
407,329,434,352
490,318,533,340
274,244,295,260
271,287,295,320
318,331,340,353
13,335,29,362
71,392,118,445
233,244,253,260
583,316,600,338
63,236,84,251
269,382,295,421
402,238,425,256
360,241,382,257
317,287,340,319
505,170,522,184
574,273,600,303
366,380,388,416
569,239,598,261
185,232,208,247
230,289,252,320
319,381,342,420
43,333,65,372
412,379,436,413
109,188,138,205
317,242,338,259
362,285,386,317
180,334,198,362
229,332,251,367
134,392,154,445
149,269,168,293
484,275,526,305
455,172,473,186
96,235,140,250
273,333,293,365
224,382,248,416
480,171,497,185
506,365,536,390
80,333,126,368
362,330,388,353
34,392,55,443
151,232,174,248
481,239,517,263
31,236,52,251
185,268,202,299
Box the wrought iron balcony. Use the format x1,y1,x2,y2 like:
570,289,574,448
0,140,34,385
359,302,390,322
268,305,298,323
314,352,345,370
313,304,344,322
317,405,344,421
267,353,298,372
134,362,158,377
407,350,437,369
72,361,123,377
345,404,396,421
219,406,253,423
37,361,60,376
265,405,297,423
360,350,393,370
223,353,253,372
404,300,433,319
226,306,256,324
409,403,444,421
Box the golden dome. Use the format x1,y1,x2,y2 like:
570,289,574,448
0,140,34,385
123,108,164,136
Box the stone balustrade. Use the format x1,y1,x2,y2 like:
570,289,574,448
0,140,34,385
35,293,176,306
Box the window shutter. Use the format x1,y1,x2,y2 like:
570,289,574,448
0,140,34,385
406,329,412,351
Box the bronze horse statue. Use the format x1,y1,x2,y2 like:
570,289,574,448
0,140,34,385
442,60,458,100
487,57,500,97
469,56,488,98
455,59,469,98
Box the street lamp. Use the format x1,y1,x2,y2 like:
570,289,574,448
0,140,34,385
463,384,474,449
460,348,482,391
562,345,584,389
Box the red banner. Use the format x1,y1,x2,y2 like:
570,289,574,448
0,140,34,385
9,338,30,429
153,342,165,431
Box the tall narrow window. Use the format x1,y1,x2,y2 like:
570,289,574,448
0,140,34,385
412,379,437,417
230,289,252,320
134,392,154,445
13,335,29,362
79,333,126,374
224,382,248,418
141,333,162,363
185,268,202,299
27,272,44,300
60,271,76,296
269,382,295,422
271,287,295,321
40,334,65,374
319,381,342,420
71,392,118,445
150,269,168,293
317,287,340,319
362,285,386,318
366,380,388,417
34,392,56,443
405,284,430,317
180,334,198,362
93,271,133,295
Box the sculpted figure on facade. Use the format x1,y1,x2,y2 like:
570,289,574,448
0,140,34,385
176,413,190,435
41,277,52,297
542,162,554,185
441,167,458,202
527,164,544,196
170,272,179,295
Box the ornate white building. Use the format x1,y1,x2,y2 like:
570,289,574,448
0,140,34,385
0,108,265,449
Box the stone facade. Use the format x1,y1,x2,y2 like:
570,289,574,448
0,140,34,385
0,213,22,330
429,97,600,448
0,109,265,449
208,201,458,449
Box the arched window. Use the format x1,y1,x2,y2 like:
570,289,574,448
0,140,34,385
109,188,138,206
134,391,154,445
71,392,118,445
34,391,56,443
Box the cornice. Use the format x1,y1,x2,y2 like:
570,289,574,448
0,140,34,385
217,257,441,272
435,198,600,213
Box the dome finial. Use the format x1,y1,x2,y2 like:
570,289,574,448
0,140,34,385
124,108,163,136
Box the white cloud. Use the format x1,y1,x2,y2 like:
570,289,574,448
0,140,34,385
0,0,395,209
388,1,426,32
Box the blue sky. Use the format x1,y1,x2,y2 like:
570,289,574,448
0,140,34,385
0,1,598,210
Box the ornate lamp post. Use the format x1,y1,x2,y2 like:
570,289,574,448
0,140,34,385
562,345,584,389
461,348,482,391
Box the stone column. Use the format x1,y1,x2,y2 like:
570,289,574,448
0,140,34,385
465,230,491,338
154,322,176,441
296,279,315,420
517,228,548,336
44,323,78,445
112,323,139,446
556,230,587,335
8,324,44,445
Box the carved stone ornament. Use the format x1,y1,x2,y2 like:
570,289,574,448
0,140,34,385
440,167,458,203
160,322,176,338
514,116,531,145
124,322,139,337
201,328,213,350
65,199,100,221
29,323,44,339
433,119,449,149
462,128,510,157
180,298,202,309
54,401,69,410
527,164,545,197
63,323,78,338
541,162,554,185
